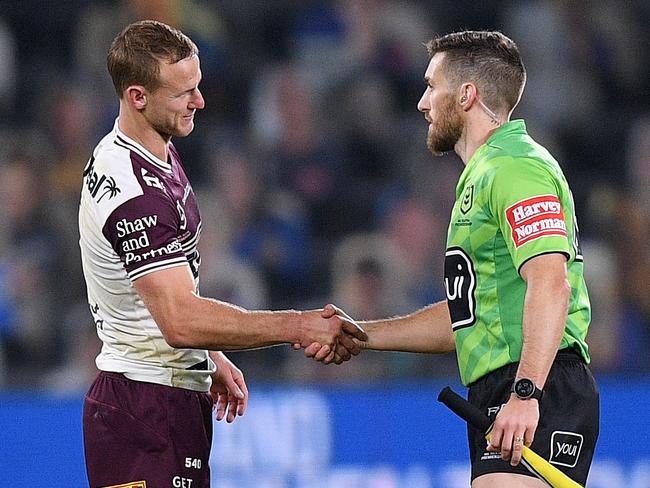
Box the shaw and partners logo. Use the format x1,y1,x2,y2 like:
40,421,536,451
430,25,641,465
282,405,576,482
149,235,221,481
115,215,158,237
125,240,182,266
505,195,567,248
115,215,159,253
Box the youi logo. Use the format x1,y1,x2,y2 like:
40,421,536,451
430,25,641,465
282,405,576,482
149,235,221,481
549,431,583,468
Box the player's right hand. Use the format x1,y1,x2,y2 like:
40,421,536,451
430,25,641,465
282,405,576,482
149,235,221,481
293,304,365,364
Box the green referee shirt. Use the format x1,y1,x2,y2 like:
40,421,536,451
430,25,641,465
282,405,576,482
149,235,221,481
445,119,591,386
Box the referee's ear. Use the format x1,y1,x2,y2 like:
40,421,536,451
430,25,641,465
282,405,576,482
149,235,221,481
125,85,148,110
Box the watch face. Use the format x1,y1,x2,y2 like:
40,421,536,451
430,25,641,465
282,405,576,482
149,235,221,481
515,379,534,398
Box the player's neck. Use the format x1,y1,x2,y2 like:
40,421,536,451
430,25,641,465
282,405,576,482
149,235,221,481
118,109,170,162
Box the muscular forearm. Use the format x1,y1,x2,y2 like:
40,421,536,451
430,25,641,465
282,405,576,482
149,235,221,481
171,293,301,350
134,267,307,350
517,263,571,388
360,300,455,353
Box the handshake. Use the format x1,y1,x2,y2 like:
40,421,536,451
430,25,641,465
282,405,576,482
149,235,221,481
291,304,368,365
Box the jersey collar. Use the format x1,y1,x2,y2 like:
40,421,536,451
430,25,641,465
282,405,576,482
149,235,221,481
486,119,527,146
112,119,173,174
465,119,527,168
457,120,528,198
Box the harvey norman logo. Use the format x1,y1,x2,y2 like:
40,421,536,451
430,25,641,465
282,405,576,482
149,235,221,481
505,195,567,248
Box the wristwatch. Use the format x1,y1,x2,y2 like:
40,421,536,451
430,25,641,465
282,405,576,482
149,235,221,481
511,378,543,401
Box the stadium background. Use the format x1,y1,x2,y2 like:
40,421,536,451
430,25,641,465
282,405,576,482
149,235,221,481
0,1,648,486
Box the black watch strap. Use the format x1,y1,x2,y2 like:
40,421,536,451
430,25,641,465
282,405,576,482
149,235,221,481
511,378,543,400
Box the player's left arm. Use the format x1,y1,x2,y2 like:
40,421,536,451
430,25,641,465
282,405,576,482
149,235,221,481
487,252,571,465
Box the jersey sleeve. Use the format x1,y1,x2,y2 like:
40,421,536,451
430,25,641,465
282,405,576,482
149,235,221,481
103,189,188,281
488,157,571,272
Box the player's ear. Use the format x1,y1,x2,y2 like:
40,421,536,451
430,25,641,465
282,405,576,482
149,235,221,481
125,85,148,110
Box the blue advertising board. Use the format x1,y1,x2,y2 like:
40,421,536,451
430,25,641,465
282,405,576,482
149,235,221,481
0,377,643,487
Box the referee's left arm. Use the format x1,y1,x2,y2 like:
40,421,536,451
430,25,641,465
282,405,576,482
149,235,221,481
517,252,571,396
487,252,570,466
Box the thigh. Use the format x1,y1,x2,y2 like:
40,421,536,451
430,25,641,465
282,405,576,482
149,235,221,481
467,354,599,486
83,372,213,488
472,473,548,487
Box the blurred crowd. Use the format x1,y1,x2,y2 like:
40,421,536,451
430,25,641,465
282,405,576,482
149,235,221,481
0,0,649,391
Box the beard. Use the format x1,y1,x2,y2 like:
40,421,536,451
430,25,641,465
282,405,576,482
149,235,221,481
145,108,194,141
426,94,463,156
152,118,193,140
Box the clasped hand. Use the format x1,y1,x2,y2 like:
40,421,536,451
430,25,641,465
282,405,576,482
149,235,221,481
292,304,366,364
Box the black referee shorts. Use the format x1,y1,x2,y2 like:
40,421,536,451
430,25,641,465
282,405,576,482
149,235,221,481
467,348,599,486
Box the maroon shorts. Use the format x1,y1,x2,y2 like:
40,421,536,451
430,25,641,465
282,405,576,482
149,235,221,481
83,371,213,488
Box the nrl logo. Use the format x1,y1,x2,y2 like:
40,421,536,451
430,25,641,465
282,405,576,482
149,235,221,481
460,184,474,214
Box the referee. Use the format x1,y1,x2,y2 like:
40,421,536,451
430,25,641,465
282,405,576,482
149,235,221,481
305,30,599,487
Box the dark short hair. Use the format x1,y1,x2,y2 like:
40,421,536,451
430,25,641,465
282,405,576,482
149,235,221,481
426,31,526,113
107,20,198,97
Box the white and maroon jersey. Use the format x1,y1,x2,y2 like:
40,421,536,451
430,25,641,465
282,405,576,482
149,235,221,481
79,119,214,392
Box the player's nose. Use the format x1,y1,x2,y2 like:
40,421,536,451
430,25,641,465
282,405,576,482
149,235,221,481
192,89,205,110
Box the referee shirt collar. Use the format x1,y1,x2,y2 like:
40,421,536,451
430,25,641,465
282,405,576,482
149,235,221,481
487,119,527,144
